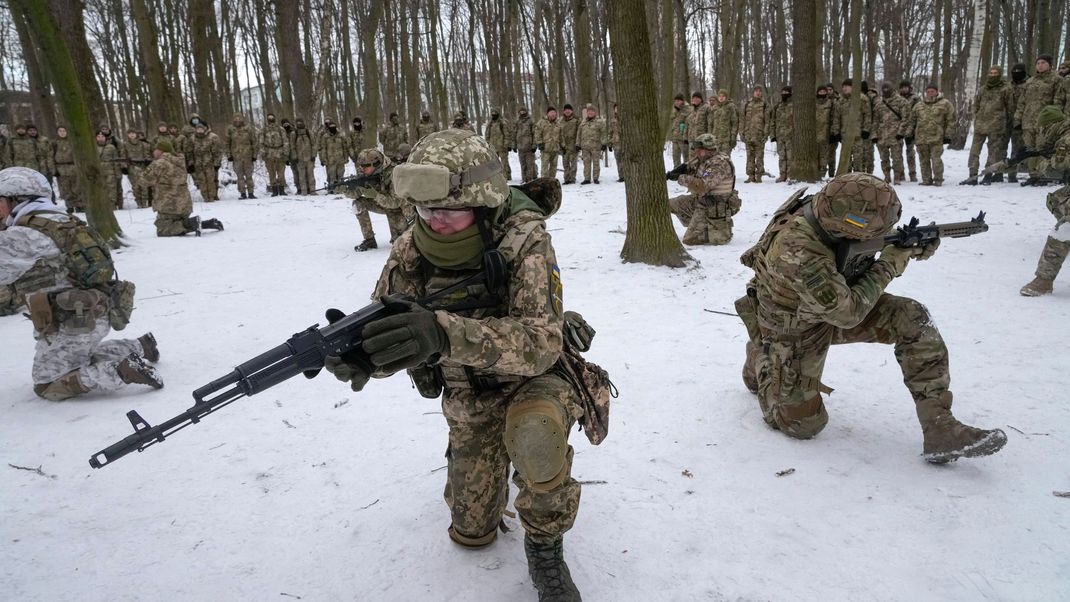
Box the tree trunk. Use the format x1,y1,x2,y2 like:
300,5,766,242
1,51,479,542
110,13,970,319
573,0,594,104
360,0,383,145
791,0,821,182
276,0,314,121
606,0,691,267
131,0,180,123
10,7,56,136
254,0,278,114
837,0,863,175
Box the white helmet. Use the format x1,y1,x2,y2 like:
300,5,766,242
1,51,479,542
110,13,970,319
0,167,51,200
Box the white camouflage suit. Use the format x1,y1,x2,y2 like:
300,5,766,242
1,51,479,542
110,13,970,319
1,198,142,399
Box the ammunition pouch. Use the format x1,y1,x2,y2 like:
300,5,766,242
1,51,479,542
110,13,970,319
27,291,55,334
52,288,109,334
554,312,615,446
436,364,523,392
105,280,136,331
409,365,444,399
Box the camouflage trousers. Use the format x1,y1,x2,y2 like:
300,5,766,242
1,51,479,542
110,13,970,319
56,164,81,211
669,194,736,245
102,172,122,209
917,143,945,184
264,155,287,189
580,146,601,182
233,156,254,196
877,140,905,182
442,373,583,545
519,150,538,182
672,141,689,167
353,199,409,242
192,166,219,201
840,137,866,173
745,141,765,178
1022,129,1044,175
823,141,837,177
903,140,918,179
497,150,512,181
1007,129,1025,176
33,315,142,401
562,150,578,183
749,293,951,439
325,162,346,188
1034,185,1070,280
967,132,1008,176
129,165,150,208
862,138,875,173
540,151,559,181
293,160,315,194
776,139,792,180
155,212,193,237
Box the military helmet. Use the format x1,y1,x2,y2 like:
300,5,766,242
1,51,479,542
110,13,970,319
691,133,717,151
0,167,52,201
1037,105,1066,128
395,143,412,159
392,129,507,209
356,148,387,172
810,173,901,240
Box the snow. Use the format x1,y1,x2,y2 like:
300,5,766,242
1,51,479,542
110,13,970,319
2,145,1068,602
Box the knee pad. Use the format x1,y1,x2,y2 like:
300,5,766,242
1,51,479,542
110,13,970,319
505,398,568,491
448,524,497,549
773,395,829,439
33,370,89,401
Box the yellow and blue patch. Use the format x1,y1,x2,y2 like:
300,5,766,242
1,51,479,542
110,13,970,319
844,213,868,229
549,263,563,316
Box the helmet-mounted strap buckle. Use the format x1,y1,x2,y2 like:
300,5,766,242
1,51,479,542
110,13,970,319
449,154,503,194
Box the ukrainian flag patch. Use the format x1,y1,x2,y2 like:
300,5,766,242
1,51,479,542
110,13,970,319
549,263,563,316
844,213,868,229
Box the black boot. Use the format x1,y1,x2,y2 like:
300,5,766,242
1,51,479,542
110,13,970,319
525,535,581,602
183,216,202,237
116,353,164,389
271,185,279,197
354,238,378,252
201,218,224,231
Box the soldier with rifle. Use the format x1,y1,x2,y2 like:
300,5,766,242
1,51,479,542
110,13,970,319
1020,105,1070,296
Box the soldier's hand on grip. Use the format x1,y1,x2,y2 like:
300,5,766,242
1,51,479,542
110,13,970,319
362,295,450,374
324,354,373,392
915,238,940,261
878,245,915,277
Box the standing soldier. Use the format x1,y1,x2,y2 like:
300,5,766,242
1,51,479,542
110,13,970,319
609,103,623,182
150,122,172,149
379,112,407,159
861,81,878,173
450,110,477,132
97,131,123,209
349,117,368,167
1020,106,1070,296
576,103,607,185
514,107,538,182
226,113,258,199
872,81,910,184
741,86,769,183
26,125,54,181
898,81,921,182
1006,64,1029,182
8,124,44,171
167,123,185,164
319,117,350,189
188,124,223,201
291,118,317,195
832,79,872,173
259,112,289,197
141,140,224,236
684,92,710,160
416,110,437,140
1057,62,1070,112
966,66,1014,184
348,148,408,252
668,94,692,167
484,108,512,181
559,104,580,185
1014,54,1061,177
769,86,794,182
816,85,837,177
281,118,298,188
735,173,1006,463
710,89,739,157
908,83,955,186
535,107,564,181
52,126,80,212
667,133,740,245
122,129,153,208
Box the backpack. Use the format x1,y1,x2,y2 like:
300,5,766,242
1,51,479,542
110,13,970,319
20,212,115,288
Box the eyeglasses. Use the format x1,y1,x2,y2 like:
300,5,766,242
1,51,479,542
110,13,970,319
415,206,474,222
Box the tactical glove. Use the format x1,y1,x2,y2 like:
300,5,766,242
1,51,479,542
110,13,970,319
324,353,373,392
575,145,582,152
252,155,257,161
905,137,914,146
861,130,871,140
121,167,129,175
914,238,940,261
537,144,544,151
214,164,221,169
362,295,449,374
228,155,234,162
829,134,841,144
770,137,776,143
878,245,915,277
186,164,195,174
607,145,613,152
943,138,951,145
601,144,608,152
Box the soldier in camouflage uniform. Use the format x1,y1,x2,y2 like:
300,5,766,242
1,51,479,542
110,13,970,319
484,108,512,181
1057,62,1070,112
897,81,921,181
669,94,692,167
349,117,368,166
27,125,54,180
741,86,769,183
735,173,1007,463
325,129,587,601
769,86,793,182
225,113,258,199
832,79,872,173
0,167,163,400
609,103,623,182
872,81,910,184
52,127,80,212
534,107,563,181
1005,64,1030,182
348,148,408,252
1014,55,1061,177
559,104,580,184
710,89,739,157
1020,106,1070,296
140,140,223,237
319,118,350,189
576,103,607,185
966,67,1014,181
416,111,437,140
150,122,172,149
514,107,538,182
291,118,317,195
908,84,956,186
188,124,223,201
8,124,46,172
817,86,837,177
667,134,740,245
684,92,710,160
97,131,123,209
259,113,289,196
122,129,153,208
862,82,879,173
379,112,408,158
451,110,477,132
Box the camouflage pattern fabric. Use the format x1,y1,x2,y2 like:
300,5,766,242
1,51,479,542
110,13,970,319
485,118,513,180
140,154,193,234
742,98,768,178
98,143,123,209
348,127,368,163
226,120,258,197
769,99,793,179
513,113,538,182
1015,71,1060,130
670,103,692,166
576,115,606,182
1031,125,1070,280
900,92,921,179
816,96,836,176
154,212,193,237
710,101,739,156
535,118,563,179
123,138,154,207
669,152,738,245
52,137,80,211
260,123,290,191
608,113,623,175
909,95,955,184
559,114,580,183
862,92,877,173
292,128,317,194
32,314,143,400
347,163,409,242
684,103,710,148
1056,75,1070,113
8,135,47,172
318,130,350,186
416,119,437,141
872,94,909,182
188,132,223,201
379,123,408,158
832,94,872,172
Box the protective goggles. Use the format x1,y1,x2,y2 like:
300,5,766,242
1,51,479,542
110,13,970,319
414,206,474,222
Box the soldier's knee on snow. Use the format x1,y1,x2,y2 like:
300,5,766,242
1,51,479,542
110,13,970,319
505,398,570,492
773,395,829,439
33,370,89,401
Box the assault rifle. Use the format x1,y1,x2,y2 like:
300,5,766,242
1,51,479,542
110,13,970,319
961,147,1055,185
666,163,690,181
312,172,381,195
837,211,989,284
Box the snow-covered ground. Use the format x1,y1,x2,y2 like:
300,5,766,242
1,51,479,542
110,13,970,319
2,144,1068,602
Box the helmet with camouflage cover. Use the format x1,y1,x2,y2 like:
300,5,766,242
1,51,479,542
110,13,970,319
810,172,901,240
0,167,52,201
356,148,390,173
392,129,507,209
691,133,717,150
395,143,412,160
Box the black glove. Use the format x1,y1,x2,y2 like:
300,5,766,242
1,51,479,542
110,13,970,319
872,138,879,144
321,161,327,166
252,155,257,161
322,309,373,391
574,145,581,152
608,145,613,152
121,167,129,175
905,137,914,146
228,155,234,162
537,144,544,151
861,130,871,140
943,138,951,145
362,295,449,374
829,134,841,144
214,164,221,169
1013,123,1022,131
895,134,904,140
601,144,608,152
770,137,776,142
508,147,515,152
186,164,195,174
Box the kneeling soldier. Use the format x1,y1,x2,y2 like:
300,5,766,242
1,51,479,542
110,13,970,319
667,133,741,245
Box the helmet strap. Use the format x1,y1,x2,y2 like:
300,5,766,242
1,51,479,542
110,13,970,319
803,201,842,246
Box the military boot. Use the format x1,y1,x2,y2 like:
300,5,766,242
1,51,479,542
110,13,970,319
1007,173,1018,183
917,392,1006,464
183,216,202,237
271,185,279,197
990,173,1004,183
525,535,581,602
1020,276,1054,296
201,218,224,232
117,353,164,389
776,175,787,183
354,238,378,252
138,332,160,362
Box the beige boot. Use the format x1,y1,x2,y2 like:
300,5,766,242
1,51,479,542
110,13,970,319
1020,276,1054,297
117,353,164,389
918,393,1006,463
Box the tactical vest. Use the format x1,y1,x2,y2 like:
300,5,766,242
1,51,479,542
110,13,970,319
17,211,115,289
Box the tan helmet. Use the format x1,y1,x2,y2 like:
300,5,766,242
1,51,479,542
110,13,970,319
356,148,389,173
691,133,717,150
392,129,507,209
810,173,902,240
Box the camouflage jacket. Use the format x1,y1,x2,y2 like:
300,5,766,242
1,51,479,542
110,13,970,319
32,137,55,175
0,203,68,301
141,153,192,215
909,95,956,145
259,124,289,160
318,130,350,165
514,115,536,151
741,98,769,143
485,118,510,151
973,79,1014,136
225,123,258,160
1040,122,1070,176
609,115,621,146
534,118,564,151
9,136,45,172
769,99,793,141
710,101,739,148
348,128,368,162
379,123,407,156
871,94,909,142
98,143,121,178
123,139,153,168
53,138,75,167
188,132,224,169
1014,71,1059,130
833,94,872,139
348,164,403,210
576,116,607,149
416,120,437,140
1056,76,1070,114
371,188,564,383
815,97,835,142
684,103,710,141
670,104,692,141
678,152,736,198
292,129,317,162
560,115,580,151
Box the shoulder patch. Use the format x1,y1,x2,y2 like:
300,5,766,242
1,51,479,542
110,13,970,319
548,263,563,316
